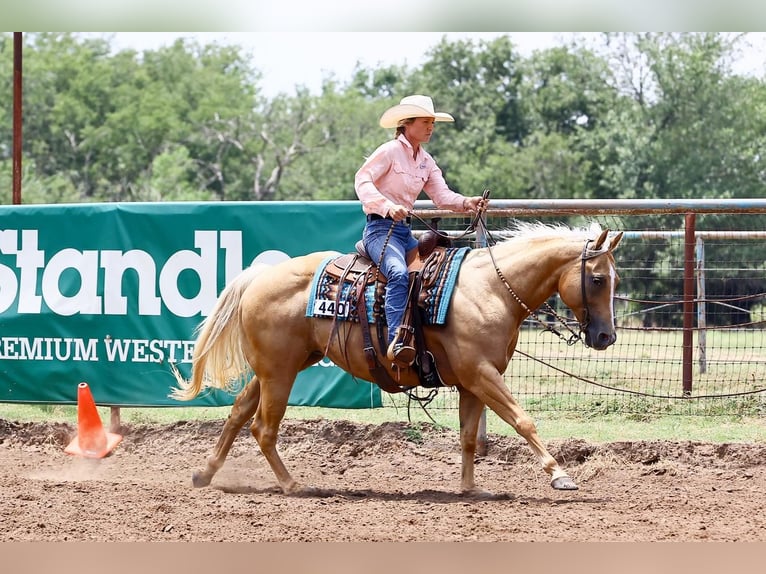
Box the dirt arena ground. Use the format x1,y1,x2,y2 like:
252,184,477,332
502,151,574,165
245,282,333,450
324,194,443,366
1,417,764,542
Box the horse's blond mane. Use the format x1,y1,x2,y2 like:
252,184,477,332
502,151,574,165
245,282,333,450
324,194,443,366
502,220,603,242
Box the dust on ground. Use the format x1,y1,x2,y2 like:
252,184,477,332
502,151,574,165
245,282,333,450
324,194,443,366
1,417,764,541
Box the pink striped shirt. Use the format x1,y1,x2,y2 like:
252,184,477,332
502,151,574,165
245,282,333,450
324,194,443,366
354,134,466,217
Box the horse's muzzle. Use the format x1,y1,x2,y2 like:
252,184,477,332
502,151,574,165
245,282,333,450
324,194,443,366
584,328,616,350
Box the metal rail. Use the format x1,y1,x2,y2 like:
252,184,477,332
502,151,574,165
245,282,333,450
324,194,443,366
413,197,766,216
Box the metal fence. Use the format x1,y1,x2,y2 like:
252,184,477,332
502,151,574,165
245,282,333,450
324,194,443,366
388,198,766,417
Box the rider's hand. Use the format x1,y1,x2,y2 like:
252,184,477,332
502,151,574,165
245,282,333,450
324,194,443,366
462,196,489,214
387,204,410,222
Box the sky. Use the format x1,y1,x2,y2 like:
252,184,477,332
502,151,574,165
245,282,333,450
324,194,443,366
82,32,766,99
85,32,569,97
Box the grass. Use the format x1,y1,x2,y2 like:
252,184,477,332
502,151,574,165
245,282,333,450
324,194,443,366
4,324,765,444
2,401,764,444
507,328,766,410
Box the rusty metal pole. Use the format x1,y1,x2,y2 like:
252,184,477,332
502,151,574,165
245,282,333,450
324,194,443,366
696,236,707,374
12,32,23,205
682,212,696,396
110,406,122,434
475,211,488,457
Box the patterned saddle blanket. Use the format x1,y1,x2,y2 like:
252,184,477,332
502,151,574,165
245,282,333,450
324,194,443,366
306,246,470,325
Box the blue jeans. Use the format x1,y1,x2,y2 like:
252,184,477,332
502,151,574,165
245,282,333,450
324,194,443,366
363,219,418,344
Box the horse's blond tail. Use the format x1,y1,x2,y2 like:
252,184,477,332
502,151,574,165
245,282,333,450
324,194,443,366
169,263,271,401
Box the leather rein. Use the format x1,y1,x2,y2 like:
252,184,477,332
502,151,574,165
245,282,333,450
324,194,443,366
412,190,601,344
408,188,491,242
481,218,606,346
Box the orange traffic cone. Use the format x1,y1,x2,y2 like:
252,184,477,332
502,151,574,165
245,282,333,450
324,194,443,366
64,382,122,459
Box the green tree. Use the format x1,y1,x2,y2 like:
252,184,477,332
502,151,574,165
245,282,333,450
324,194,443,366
112,38,262,201
405,35,527,197
3,33,267,202
4,31,766,214
511,44,619,201
602,32,766,201
14,33,127,201
278,86,382,201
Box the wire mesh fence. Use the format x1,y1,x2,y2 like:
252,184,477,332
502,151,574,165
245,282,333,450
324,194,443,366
388,203,766,417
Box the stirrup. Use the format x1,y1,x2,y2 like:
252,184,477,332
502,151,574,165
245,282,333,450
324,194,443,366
387,325,415,365
387,341,416,367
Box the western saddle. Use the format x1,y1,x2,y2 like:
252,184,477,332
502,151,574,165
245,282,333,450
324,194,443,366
322,222,453,394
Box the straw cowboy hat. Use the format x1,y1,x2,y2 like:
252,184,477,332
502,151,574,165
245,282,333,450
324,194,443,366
379,95,455,129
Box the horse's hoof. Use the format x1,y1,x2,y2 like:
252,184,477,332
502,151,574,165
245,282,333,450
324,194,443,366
551,476,579,490
192,471,212,488
289,486,333,498
461,487,494,500
281,482,303,496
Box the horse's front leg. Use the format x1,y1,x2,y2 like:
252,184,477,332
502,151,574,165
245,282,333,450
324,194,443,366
457,387,493,497
192,375,261,488
469,364,578,491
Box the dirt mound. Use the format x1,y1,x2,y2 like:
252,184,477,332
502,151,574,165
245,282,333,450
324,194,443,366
1,417,764,541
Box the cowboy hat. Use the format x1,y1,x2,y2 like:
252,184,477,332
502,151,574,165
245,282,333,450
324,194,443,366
379,95,455,129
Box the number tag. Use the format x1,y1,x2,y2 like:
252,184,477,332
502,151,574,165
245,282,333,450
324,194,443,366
312,299,349,318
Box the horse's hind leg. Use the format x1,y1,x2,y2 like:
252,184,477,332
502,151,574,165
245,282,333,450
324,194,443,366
249,375,301,495
192,375,261,488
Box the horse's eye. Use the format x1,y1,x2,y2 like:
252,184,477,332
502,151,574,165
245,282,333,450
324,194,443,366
592,275,604,286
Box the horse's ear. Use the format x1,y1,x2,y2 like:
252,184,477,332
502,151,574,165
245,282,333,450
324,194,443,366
609,231,624,252
593,228,610,251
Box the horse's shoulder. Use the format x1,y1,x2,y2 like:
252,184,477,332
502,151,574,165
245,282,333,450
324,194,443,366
455,247,488,269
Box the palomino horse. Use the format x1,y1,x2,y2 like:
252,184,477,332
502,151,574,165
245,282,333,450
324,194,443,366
171,221,623,496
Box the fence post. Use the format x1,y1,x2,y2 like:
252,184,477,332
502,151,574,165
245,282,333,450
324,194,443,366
696,236,707,373
110,406,122,433
475,212,488,457
13,33,23,205
683,213,696,396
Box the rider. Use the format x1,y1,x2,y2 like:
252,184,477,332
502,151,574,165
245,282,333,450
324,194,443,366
354,94,488,368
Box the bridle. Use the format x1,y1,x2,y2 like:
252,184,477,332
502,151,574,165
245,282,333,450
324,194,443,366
411,189,611,345
578,239,597,336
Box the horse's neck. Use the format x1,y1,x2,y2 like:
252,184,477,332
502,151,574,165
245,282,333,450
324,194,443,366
478,239,580,310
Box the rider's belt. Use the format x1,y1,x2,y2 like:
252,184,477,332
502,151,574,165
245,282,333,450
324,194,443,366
367,213,411,225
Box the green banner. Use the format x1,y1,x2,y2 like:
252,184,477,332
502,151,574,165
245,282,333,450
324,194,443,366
0,202,382,409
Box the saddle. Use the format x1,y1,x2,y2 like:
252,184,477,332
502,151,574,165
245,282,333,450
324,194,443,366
325,233,449,286
323,225,453,393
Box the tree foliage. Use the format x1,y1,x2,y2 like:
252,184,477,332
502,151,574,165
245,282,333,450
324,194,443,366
1,32,765,208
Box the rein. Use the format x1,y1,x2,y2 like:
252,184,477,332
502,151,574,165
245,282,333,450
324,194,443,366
480,217,605,346
408,189,491,242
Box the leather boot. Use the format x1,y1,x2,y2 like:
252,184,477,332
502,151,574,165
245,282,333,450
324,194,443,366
386,326,416,367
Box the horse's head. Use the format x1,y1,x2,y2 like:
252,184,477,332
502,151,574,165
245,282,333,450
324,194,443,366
559,228,623,350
